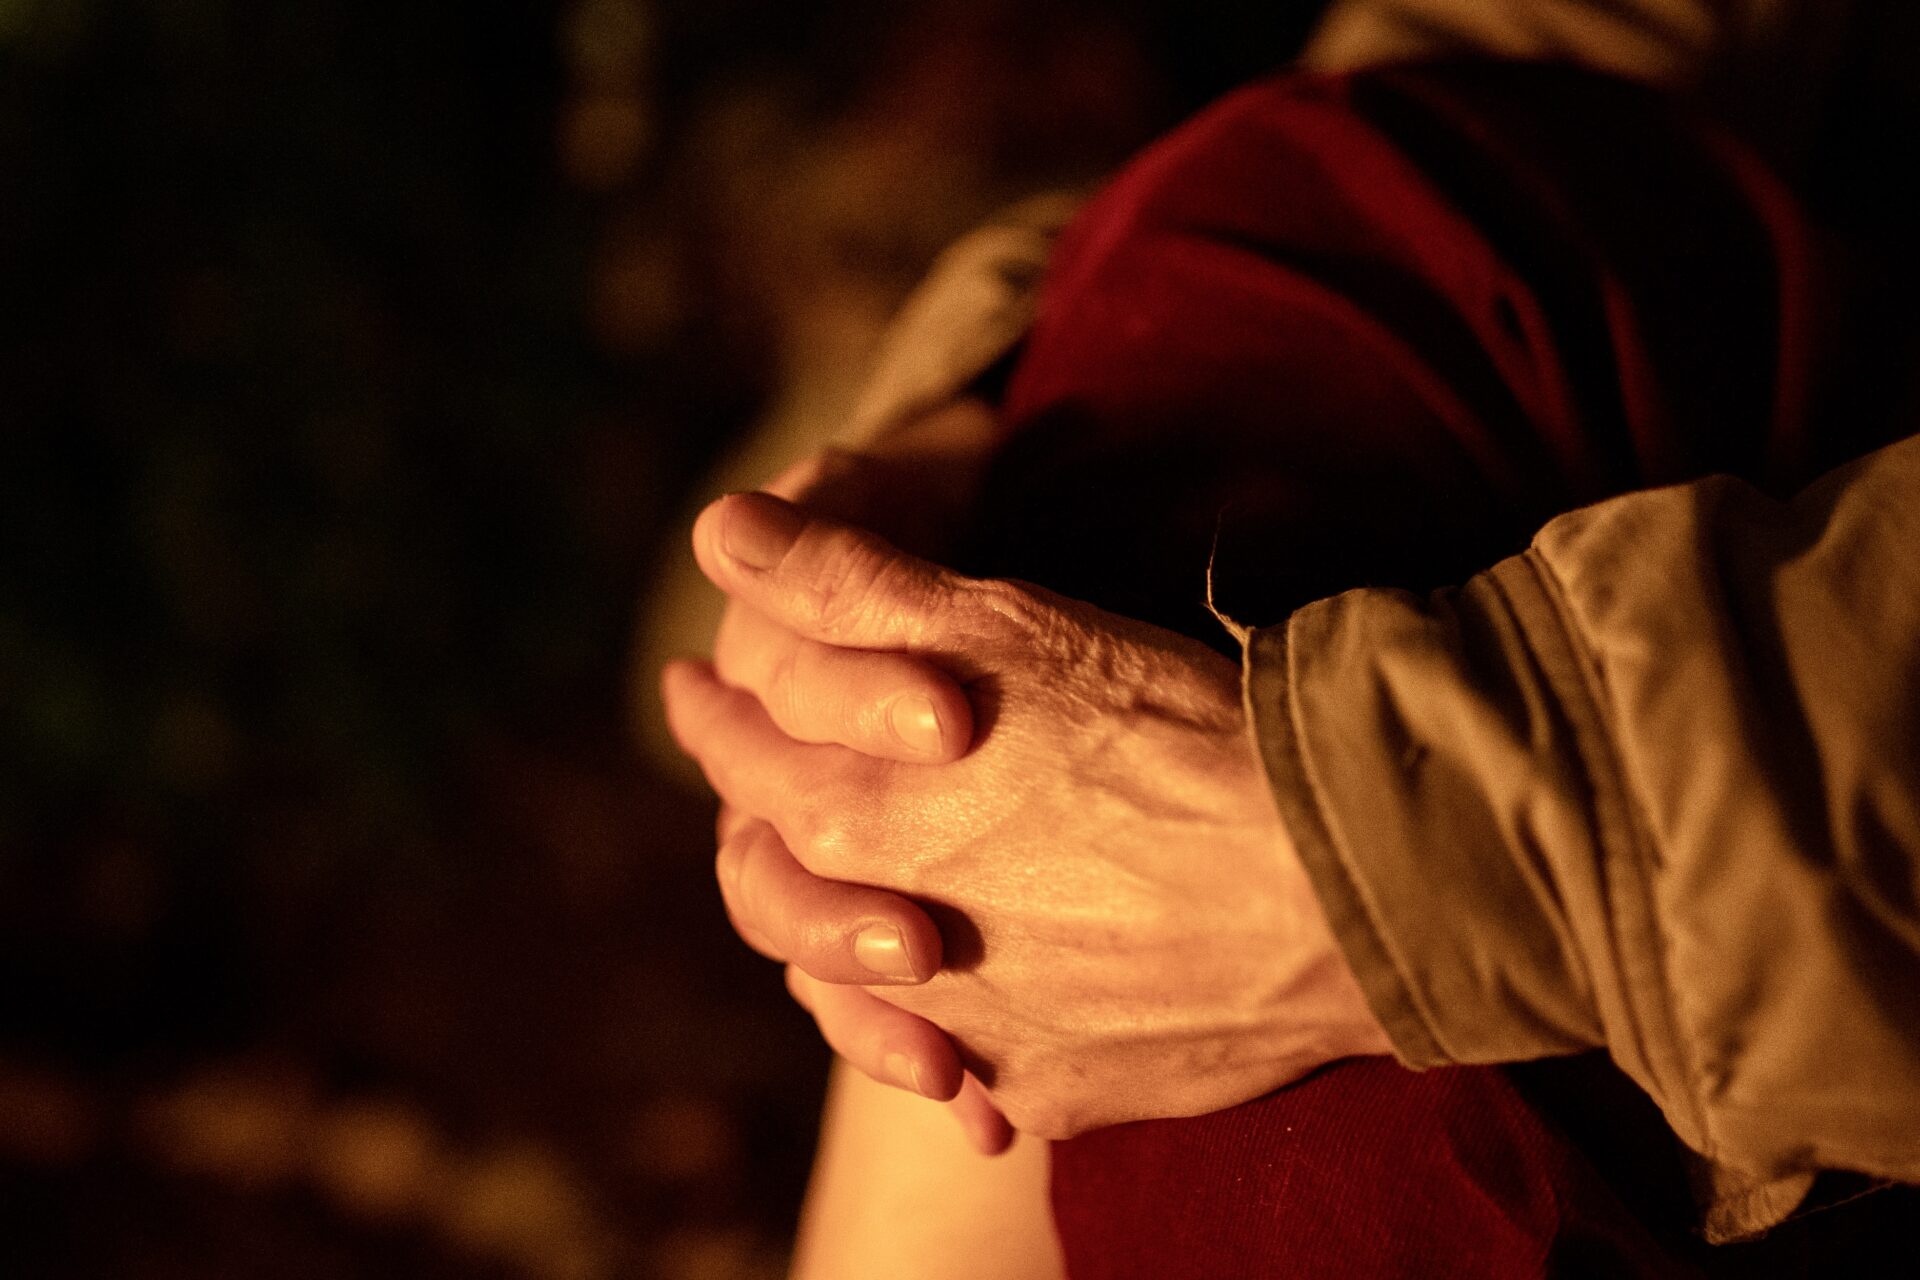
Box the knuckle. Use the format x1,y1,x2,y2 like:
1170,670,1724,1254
778,782,826,841
807,537,894,636
960,577,1050,639
789,756,898,876
799,807,863,872
868,559,940,636
792,912,852,968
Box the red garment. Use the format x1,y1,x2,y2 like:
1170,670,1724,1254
960,63,1913,1278
1050,1059,1683,1279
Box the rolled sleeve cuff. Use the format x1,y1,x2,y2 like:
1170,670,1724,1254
1245,617,1454,1068
1242,559,1608,1072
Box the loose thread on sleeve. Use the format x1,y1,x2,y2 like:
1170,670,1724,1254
1205,505,1253,648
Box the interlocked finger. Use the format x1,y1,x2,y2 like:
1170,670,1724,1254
661,658,861,853
718,820,940,984
714,605,971,762
785,966,964,1103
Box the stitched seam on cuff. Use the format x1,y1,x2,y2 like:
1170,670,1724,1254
1510,548,1715,1159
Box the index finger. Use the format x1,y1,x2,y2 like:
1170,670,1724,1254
714,603,972,763
718,819,942,985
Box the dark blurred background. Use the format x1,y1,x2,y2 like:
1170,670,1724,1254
0,2,1321,1275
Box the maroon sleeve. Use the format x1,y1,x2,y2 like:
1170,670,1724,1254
963,60,1908,1276
973,61,1841,641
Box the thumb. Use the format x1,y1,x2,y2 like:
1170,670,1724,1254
691,491,980,652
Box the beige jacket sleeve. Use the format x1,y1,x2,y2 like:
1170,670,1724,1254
1248,430,1920,1237
1301,0,1854,160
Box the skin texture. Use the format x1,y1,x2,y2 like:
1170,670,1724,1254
707,403,1016,1144
663,490,1392,1141
789,1060,1063,1280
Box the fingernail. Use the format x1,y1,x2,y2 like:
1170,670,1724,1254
720,494,804,571
854,922,917,981
887,693,944,758
884,1051,931,1098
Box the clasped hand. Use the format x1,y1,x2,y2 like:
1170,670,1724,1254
662,481,1389,1151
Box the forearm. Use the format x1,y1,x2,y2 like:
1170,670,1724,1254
791,1061,1062,1280
1252,430,1920,1234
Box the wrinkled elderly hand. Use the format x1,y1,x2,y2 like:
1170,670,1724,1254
664,492,1391,1143
704,400,1016,1148
709,400,994,981
718,398,996,767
